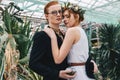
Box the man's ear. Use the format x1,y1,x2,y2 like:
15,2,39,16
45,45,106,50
45,14,48,19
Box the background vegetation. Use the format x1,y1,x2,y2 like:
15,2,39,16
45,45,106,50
0,2,120,80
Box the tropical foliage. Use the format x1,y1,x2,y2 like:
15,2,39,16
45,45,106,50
83,23,120,80
0,2,42,80
1,2,120,80
97,24,120,80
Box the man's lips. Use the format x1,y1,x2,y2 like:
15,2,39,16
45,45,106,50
56,18,61,21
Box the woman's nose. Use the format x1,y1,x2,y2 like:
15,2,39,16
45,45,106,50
64,18,68,23
63,19,67,24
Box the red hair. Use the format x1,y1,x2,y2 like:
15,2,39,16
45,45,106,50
44,1,59,14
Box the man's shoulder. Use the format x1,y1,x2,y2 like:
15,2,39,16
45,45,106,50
35,31,45,35
34,31,47,36
33,31,48,39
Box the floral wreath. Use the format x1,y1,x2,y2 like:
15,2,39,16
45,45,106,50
61,2,86,18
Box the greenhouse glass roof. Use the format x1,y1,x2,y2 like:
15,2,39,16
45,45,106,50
0,0,120,24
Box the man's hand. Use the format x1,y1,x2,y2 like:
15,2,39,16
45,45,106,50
59,69,76,79
91,60,98,73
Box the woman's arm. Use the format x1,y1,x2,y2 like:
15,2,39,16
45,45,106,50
44,28,76,64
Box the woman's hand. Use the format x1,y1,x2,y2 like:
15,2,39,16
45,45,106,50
44,27,56,39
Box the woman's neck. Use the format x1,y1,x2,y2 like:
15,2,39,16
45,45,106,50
72,23,80,28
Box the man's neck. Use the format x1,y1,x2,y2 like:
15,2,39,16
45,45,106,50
49,24,59,30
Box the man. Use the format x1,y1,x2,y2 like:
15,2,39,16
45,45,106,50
29,1,74,80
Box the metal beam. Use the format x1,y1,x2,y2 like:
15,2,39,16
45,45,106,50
91,0,119,10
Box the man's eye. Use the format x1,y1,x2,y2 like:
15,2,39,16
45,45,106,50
52,11,57,14
58,10,62,13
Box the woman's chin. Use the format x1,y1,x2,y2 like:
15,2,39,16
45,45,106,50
65,24,70,28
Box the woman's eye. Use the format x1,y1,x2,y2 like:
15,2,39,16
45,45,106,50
66,15,70,18
63,15,70,19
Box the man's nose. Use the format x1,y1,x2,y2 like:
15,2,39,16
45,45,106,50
57,12,61,16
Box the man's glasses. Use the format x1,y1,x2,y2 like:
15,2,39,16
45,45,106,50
47,10,62,16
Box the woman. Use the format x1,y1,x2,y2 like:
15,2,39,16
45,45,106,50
44,2,98,80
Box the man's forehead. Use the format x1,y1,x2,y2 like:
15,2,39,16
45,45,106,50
48,4,61,10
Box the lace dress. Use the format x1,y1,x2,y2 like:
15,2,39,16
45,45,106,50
67,26,94,80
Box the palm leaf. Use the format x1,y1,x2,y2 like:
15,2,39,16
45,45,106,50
0,56,5,80
0,26,4,35
98,23,120,79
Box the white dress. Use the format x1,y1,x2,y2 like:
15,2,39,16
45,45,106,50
67,26,94,80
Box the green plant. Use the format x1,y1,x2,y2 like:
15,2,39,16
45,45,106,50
0,55,5,80
0,2,36,80
13,21,32,59
17,63,43,80
1,2,23,34
0,3,23,79
98,24,120,80
0,26,4,35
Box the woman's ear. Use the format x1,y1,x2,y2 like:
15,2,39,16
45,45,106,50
76,14,80,23
77,14,80,20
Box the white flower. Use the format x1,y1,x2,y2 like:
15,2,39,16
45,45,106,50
68,4,72,8
62,3,65,8
74,6,79,11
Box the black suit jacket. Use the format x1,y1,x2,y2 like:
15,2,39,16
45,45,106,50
29,31,68,80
